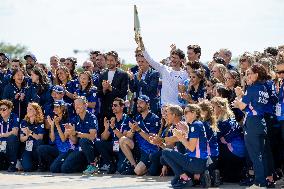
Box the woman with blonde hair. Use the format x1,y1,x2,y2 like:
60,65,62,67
20,102,45,172
199,100,220,187
211,97,245,183
212,64,227,84
161,104,210,188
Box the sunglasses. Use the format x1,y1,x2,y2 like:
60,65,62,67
240,59,247,62
0,107,8,112
112,104,119,107
135,54,144,58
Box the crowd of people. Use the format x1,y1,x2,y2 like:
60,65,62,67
0,39,284,189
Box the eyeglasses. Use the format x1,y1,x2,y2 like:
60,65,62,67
0,107,8,112
112,104,119,107
135,54,144,58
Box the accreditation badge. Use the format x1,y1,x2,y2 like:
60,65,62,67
25,140,34,152
0,141,7,153
113,141,120,152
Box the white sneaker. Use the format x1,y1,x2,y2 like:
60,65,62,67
16,159,23,171
246,184,267,189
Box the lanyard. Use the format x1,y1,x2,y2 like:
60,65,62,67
0,118,10,134
139,118,150,133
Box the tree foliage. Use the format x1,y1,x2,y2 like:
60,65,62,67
0,42,28,59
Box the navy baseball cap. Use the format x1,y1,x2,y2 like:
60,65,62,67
52,85,65,93
54,100,65,107
24,53,37,62
138,95,150,103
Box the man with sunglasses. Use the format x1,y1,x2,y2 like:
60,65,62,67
119,95,160,175
90,98,132,174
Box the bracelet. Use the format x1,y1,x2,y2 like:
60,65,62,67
162,138,165,143
137,128,142,133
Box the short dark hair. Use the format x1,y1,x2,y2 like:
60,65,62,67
265,47,278,57
11,58,23,67
171,49,185,60
186,60,201,70
113,97,125,106
90,50,101,56
187,45,201,58
106,51,119,61
65,57,77,65
250,63,269,82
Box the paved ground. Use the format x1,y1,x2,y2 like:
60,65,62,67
0,172,284,189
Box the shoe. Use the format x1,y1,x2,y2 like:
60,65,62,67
36,166,46,172
200,170,211,188
16,160,23,171
107,165,116,174
172,178,193,189
171,176,180,186
121,166,135,175
266,179,275,188
212,169,221,187
83,164,99,175
7,165,17,172
246,184,267,189
240,176,255,186
100,164,110,172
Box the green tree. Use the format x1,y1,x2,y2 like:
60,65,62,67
0,42,28,59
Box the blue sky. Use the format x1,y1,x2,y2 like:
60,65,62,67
1,0,284,65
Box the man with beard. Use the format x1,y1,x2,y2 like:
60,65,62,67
119,95,160,175
129,53,160,115
88,98,132,174
136,37,188,106
24,53,37,75
97,51,128,134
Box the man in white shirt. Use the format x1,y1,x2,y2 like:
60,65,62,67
137,38,188,106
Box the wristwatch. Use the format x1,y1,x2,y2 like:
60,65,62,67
112,127,117,131
137,128,142,133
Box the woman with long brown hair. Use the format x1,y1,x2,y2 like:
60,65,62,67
233,64,271,188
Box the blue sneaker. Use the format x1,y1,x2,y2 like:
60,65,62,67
83,165,99,175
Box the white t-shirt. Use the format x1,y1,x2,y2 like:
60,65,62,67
143,50,188,106
108,70,115,83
